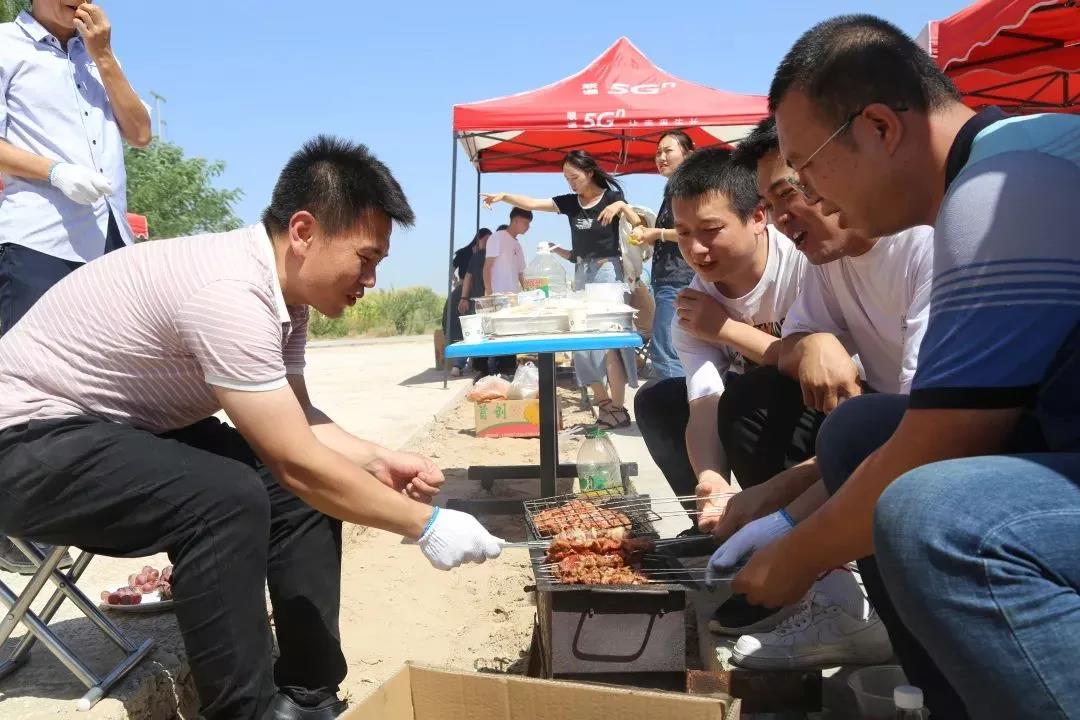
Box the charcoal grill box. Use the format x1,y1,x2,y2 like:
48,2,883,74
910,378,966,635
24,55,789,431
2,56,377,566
343,663,729,720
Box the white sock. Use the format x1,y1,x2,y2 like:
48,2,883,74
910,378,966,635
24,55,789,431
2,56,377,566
814,567,870,620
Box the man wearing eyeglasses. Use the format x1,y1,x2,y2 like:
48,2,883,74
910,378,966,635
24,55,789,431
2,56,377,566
729,14,1080,719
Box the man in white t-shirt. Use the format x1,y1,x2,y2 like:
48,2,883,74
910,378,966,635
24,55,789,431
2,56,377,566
483,207,530,294
698,117,935,670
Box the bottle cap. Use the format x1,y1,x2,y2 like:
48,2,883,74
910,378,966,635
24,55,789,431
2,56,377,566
894,685,924,710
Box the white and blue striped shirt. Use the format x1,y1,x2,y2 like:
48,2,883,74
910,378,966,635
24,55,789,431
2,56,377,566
0,11,139,262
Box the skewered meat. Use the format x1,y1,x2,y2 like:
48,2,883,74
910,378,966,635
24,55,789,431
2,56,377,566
556,562,648,586
545,528,653,564
533,499,633,535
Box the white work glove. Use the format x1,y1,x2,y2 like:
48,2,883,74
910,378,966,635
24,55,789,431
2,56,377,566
48,163,113,205
706,510,795,587
418,507,503,571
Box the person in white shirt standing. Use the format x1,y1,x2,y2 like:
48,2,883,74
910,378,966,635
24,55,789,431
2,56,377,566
0,1,151,574
481,208,531,376
482,207,530,294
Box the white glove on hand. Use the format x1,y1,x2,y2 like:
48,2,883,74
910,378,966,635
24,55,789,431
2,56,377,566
418,507,503,571
48,163,113,205
706,510,795,586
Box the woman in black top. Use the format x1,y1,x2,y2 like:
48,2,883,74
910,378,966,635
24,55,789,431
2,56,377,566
444,227,492,375
629,130,696,379
481,151,643,429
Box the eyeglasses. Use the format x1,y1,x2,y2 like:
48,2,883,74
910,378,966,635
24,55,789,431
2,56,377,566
785,104,908,202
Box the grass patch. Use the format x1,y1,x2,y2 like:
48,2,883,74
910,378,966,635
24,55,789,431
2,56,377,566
308,286,444,339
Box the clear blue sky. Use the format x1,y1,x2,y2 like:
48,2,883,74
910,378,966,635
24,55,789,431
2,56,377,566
105,0,967,293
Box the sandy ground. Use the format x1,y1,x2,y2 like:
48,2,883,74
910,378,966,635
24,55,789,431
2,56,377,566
0,339,694,719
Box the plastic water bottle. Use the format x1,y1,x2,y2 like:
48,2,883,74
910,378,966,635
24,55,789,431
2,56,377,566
894,686,927,719
523,243,570,299
576,427,621,491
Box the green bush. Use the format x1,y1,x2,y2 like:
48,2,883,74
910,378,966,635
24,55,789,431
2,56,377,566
308,287,445,339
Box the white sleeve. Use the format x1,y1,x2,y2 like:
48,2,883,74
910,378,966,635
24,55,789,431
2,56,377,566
673,321,730,402
486,233,503,257
899,229,935,394
781,266,846,338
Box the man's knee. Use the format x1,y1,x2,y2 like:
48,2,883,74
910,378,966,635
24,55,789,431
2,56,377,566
199,464,272,537
634,377,686,436
817,394,908,496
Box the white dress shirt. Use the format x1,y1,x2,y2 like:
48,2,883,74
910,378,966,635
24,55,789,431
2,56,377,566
0,11,139,261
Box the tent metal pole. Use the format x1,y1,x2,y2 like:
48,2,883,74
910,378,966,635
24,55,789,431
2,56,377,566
475,169,481,235
444,133,459,390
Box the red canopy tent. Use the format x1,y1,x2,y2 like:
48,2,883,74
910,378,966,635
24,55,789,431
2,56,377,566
444,38,768,348
918,0,1080,113
452,37,767,175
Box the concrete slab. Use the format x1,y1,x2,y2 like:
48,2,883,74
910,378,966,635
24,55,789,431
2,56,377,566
0,337,471,719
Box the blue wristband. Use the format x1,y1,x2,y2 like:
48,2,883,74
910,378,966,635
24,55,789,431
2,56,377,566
778,508,796,528
419,506,440,541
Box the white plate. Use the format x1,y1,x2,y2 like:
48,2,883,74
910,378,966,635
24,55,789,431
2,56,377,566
98,588,174,614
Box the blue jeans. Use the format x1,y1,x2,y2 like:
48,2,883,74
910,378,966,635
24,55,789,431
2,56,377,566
875,453,1080,719
817,394,970,718
649,283,684,379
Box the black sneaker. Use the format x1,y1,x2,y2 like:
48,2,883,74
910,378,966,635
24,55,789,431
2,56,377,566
262,693,348,720
708,593,799,636
0,536,74,575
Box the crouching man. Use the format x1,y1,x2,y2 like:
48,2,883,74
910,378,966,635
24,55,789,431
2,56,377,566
0,137,502,720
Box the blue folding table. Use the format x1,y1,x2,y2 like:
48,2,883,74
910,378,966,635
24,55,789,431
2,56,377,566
444,331,643,514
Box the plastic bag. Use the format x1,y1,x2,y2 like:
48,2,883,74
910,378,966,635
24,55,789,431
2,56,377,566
466,375,512,403
507,362,539,400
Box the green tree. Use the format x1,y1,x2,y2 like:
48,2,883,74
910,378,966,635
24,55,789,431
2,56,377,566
124,140,243,239
0,0,29,23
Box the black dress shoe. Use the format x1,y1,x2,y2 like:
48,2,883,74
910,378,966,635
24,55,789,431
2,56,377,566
0,536,74,575
262,693,348,720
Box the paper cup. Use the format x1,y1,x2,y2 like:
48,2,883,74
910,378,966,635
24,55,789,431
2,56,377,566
460,315,485,342
568,308,589,333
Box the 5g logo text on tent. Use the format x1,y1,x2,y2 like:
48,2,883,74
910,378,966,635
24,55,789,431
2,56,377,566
581,82,677,96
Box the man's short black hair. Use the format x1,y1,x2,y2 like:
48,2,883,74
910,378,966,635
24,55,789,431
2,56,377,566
665,147,759,223
732,117,780,170
510,207,533,221
262,135,415,236
768,14,961,126
496,224,509,231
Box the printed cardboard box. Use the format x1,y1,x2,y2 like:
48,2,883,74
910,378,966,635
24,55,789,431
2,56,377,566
343,664,729,720
475,399,540,438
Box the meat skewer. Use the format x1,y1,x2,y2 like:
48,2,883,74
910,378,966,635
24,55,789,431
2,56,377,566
532,499,633,535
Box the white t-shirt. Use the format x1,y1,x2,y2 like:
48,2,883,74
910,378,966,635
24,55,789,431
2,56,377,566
485,229,525,293
782,226,934,394
675,226,807,402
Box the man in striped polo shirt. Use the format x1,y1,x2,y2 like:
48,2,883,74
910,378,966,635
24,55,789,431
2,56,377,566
0,136,502,720
734,15,1079,718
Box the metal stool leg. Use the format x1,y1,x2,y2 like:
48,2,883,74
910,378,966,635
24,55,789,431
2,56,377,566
9,541,137,654
0,543,156,712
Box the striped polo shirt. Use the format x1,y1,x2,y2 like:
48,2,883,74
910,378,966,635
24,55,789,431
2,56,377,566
909,108,1080,451
0,224,308,434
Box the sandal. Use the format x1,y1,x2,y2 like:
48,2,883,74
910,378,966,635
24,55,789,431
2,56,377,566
596,400,631,430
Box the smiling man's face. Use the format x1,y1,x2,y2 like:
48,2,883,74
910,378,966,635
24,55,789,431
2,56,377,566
755,147,862,265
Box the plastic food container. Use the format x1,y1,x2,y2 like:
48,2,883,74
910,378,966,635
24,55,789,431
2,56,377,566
585,282,627,305
489,313,570,336
473,294,518,314
848,665,910,720
586,310,635,332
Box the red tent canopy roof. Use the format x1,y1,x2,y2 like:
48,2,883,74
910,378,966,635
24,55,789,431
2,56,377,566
919,0,1080,112
453,37,768,173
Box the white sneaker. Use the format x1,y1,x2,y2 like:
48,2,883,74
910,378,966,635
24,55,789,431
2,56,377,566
731,591,893,670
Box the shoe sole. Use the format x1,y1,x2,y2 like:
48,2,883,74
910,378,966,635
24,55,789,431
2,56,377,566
732,644,893,670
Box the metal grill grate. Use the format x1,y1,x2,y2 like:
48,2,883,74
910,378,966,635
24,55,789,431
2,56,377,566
523,489,661,540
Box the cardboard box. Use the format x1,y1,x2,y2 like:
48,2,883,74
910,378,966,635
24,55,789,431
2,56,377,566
475,399,540,438
344,664,730,720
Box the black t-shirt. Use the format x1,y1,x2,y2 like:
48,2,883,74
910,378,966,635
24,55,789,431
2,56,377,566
651,195,694,287
552,188,625,262
464,249,486,299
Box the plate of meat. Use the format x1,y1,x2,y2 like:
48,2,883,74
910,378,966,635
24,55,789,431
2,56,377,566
99,564,174,613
